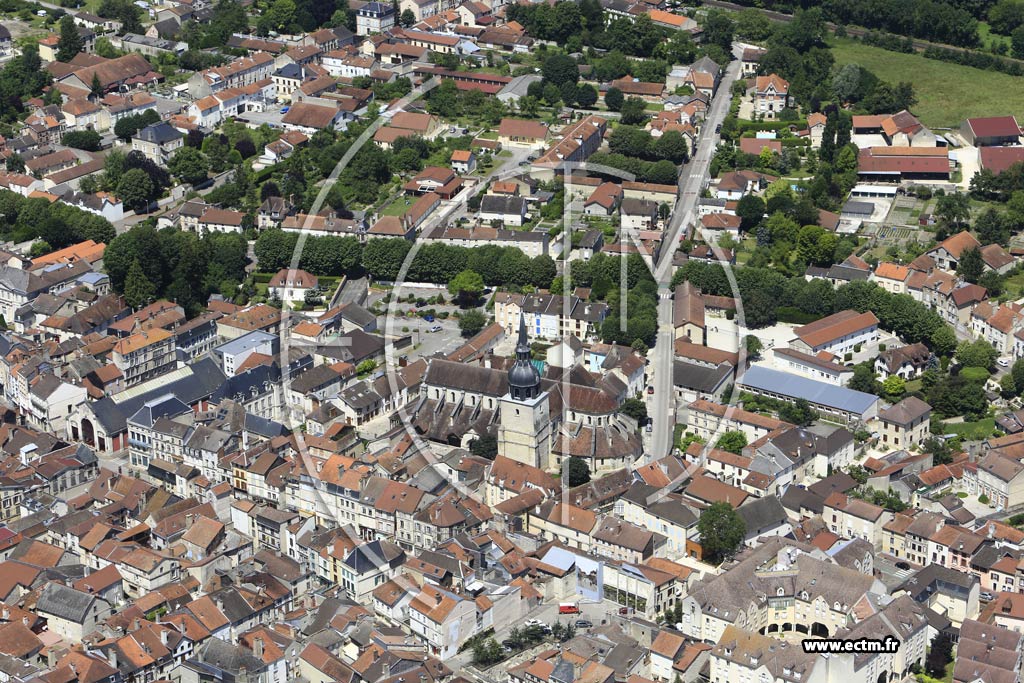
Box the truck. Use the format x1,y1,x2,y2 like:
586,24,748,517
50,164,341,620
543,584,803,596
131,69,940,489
558,602,580,614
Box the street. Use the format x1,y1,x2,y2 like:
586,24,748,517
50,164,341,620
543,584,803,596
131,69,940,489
648,45,743,462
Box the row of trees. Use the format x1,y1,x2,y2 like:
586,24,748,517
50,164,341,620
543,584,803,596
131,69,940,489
255,234,559,290
105,223,248,314
822,0,980,46
672,262,957,355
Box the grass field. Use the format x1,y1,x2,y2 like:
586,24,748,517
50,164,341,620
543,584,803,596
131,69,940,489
829,38,1024,127
944,417,996,440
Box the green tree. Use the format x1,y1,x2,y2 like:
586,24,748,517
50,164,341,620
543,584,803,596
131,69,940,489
29,240,52,258
779,398,817,426
925,633,954,678
5,154,25,174
604,86,624,112
745,335,763,358
735,194,766,232
469,434,498,460
882,375,906,400
957,338,998,369
620,97,648,125
458,309,487,336
653,130,689,164
400,8,415,26
697,501,746,564
123,259,156,309
849,363,880,394
61,130,101,151
716,431,748,455
566,456,591,487
542,53,579,87
576,83,598,108
621,397,647,422
57,15,84,62
936,192,971,228
448,269,485,306
168,147,210,185
1011,359,1024,394
956,246,984,283
922,436,954,465
117,168,155,213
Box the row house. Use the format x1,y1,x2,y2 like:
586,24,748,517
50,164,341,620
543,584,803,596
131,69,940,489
686,399,788,443
493,291,609,342
823,492,892,547
189,52,276,98
971,301,1024,354
188,79,275,129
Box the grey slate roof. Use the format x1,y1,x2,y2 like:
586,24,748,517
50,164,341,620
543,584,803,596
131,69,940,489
89,357,226,433
35,582,96,623
736,495,787,537
135,121,183,145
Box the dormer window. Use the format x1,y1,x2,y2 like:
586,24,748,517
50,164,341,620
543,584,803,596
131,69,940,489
777,587,784,596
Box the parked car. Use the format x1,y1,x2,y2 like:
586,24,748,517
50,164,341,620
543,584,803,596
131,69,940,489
981,591,995,601
895,561,911,570
575,619,593,628
428,324,442,332
424,314,435,322
647,386,655,395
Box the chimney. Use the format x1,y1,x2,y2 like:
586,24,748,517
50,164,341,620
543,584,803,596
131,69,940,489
185,514,195,530
160,629,168,646
132,618,141,631
107,649,117,669
253,637,264,659
1,607,8,621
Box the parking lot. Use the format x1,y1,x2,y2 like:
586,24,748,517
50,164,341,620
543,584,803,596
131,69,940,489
374,285,477,360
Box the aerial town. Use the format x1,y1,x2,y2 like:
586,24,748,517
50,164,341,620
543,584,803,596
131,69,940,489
3,1,1024,683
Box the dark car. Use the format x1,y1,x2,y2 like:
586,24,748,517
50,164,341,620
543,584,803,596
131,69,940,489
502,639,517,650
895,561,911,570
575,619,593,628
715,123,722,134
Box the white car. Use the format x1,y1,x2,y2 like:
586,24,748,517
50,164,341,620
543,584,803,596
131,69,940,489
998,358,1010,367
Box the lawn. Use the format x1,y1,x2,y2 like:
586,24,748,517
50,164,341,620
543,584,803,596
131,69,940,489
379,196,413,216
828,37,1024,127
1004,269,1024,297
944,417,996,440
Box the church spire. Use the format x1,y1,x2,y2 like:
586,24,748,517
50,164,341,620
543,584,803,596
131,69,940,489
508,313,541,401
516,312,530,360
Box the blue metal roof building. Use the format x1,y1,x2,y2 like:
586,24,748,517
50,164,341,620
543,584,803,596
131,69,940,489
738,365,879,424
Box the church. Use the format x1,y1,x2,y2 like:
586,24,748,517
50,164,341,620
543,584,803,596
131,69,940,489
410,315,643,474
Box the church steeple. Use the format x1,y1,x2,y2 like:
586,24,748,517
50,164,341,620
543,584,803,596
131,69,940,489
508,313,541,401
